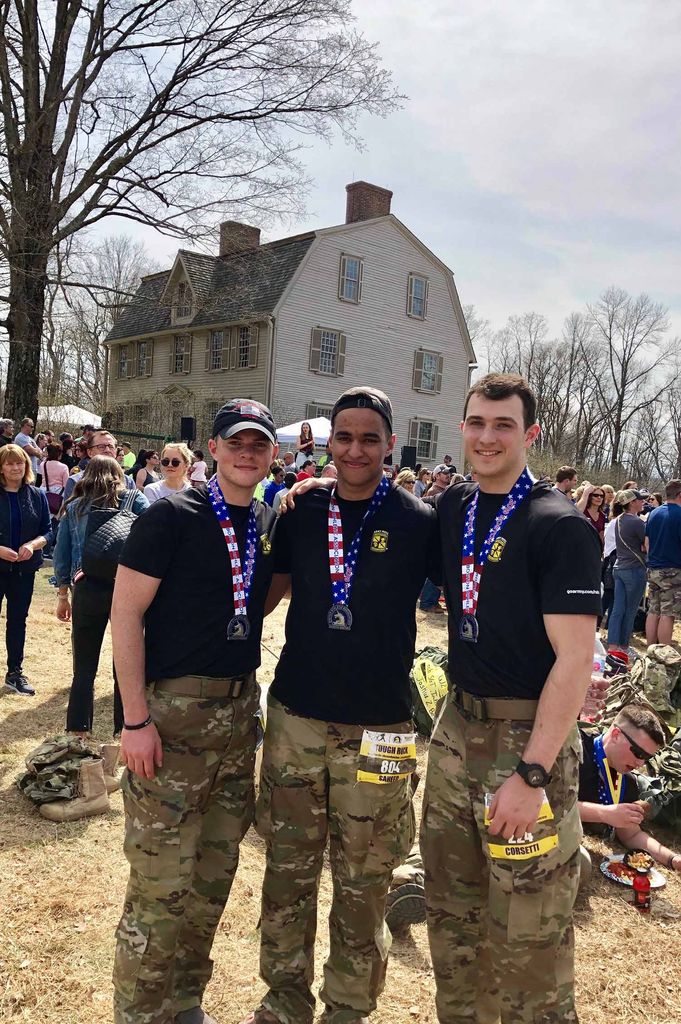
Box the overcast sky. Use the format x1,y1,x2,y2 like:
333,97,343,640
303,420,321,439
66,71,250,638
113,1,681,343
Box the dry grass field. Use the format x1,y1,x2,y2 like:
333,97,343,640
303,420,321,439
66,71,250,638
1,572,680,1024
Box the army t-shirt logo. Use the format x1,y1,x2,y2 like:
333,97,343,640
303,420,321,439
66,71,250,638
488,537,506,563
260,533,272,555
371,530,389,553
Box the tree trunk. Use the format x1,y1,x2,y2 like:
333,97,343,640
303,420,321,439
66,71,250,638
4,228,50,422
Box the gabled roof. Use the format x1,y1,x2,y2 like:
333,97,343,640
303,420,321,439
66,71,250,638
105,232,315,343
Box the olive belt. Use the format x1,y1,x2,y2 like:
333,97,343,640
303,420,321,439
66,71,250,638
149,672,253,699
454,688,538,722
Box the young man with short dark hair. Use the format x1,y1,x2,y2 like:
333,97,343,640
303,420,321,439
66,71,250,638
422,372,602,1024
111,399,279,1024
243,386,438,1024
554,465,577,497
578,705,681,874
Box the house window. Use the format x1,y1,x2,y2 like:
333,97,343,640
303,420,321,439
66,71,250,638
137,339,153,377
408,419,439,460
412,349,443,393
309,328,346,376
407,274,429,319
205,400,221,437
231,325,259,370
170,334,192,374
338,255,363,303
117,345,130,379
306,403,334,420
176,281,192,318
209,331,224,371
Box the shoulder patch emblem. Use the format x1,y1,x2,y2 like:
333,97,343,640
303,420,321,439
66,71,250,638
488,537,506,563
260,533,272,555
371,529,389,553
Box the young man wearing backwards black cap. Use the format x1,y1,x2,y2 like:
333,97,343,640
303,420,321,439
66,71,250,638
241,386,439,1024
111,400,279,1024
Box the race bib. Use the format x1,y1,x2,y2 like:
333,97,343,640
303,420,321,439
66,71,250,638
357,730,417,784
484,790,557,860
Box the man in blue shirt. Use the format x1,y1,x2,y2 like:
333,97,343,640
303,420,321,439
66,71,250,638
263,466,285,507
645,479,681,645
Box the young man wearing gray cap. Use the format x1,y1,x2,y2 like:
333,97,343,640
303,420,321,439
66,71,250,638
111,399,279,1024
242,386,439,1024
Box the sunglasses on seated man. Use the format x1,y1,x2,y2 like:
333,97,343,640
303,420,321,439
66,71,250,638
617,725,656,763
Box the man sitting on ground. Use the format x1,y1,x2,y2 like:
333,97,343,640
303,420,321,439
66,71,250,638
578,704,681,877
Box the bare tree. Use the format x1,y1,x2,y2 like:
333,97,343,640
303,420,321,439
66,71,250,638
42,234,157,410
0,0,401,418
585,287,673,467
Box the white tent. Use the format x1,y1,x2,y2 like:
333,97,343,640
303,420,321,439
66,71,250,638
37,404,102,428
276,416,331,446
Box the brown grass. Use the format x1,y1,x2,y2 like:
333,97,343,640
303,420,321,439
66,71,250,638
1,574,680,1023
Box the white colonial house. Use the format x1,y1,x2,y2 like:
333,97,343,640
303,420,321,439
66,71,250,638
104,181,476,467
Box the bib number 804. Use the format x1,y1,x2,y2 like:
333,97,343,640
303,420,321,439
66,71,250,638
381,760,402,774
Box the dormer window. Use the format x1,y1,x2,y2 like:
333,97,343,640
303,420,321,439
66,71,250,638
176,281,192,319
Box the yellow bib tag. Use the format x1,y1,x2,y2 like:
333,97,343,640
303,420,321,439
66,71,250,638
411,657,449,723
357,730,417,784
488,834,559,860
483,790,554,827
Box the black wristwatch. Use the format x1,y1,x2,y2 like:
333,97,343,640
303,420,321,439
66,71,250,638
515,759,552,788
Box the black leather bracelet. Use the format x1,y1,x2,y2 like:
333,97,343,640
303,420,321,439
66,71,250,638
123,715,152,731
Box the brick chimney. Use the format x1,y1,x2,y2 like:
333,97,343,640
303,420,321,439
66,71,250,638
219,221,261,257
345,181,393,224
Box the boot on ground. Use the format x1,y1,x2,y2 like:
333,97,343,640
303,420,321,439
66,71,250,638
39,757,110,821
100,742,122,793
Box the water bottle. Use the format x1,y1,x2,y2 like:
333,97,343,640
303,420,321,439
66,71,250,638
593,634,607,674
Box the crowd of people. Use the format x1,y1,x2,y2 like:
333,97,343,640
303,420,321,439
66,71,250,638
2,379,681,1024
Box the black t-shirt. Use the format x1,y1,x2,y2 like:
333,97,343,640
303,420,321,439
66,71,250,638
578,729,639,805
271,484,440,724
119,484,276,680
437,480,602,699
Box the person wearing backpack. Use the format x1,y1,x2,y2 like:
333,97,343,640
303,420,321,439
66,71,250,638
53,450,148,735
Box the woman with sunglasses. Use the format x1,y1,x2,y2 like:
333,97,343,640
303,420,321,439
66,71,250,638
576,482,607,547
144,442,193,503
132,449,160,491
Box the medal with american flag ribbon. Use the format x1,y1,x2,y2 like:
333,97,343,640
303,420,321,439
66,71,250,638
328,475,391,630
207,474,259,640
460,466,534,642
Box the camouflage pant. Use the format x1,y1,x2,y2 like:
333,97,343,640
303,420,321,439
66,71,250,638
113,675,260,1024
421,693,583,1024
647,567,681,618
256,695,415,1024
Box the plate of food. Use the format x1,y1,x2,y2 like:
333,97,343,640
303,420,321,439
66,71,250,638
600,852,666,889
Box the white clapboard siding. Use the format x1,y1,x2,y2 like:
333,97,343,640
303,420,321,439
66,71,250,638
272,218,470,468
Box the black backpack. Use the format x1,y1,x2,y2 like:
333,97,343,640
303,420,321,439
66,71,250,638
81,488,139,583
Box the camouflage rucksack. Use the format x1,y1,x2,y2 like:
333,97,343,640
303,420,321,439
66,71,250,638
17,734,102,805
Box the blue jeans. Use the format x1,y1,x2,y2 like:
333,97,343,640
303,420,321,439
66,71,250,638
420,578,442,610
608,566,646,648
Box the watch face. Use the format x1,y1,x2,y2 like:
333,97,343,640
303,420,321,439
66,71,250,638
528,767,545,787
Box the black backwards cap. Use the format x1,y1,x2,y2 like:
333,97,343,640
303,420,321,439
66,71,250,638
212,399,277,444
331,386,393,433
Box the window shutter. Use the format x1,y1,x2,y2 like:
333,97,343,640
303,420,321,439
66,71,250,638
184,335,192,373
412,350,425,390
169,338,176,374
248,325,259,368
408,419,419,447
430,424,439,459
424,280,430,319
435,354,443,393
204,334,211,371
406,275,414,315
337,257,345,300
357,260,364,302
309,329,322,372
337,333,347,376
